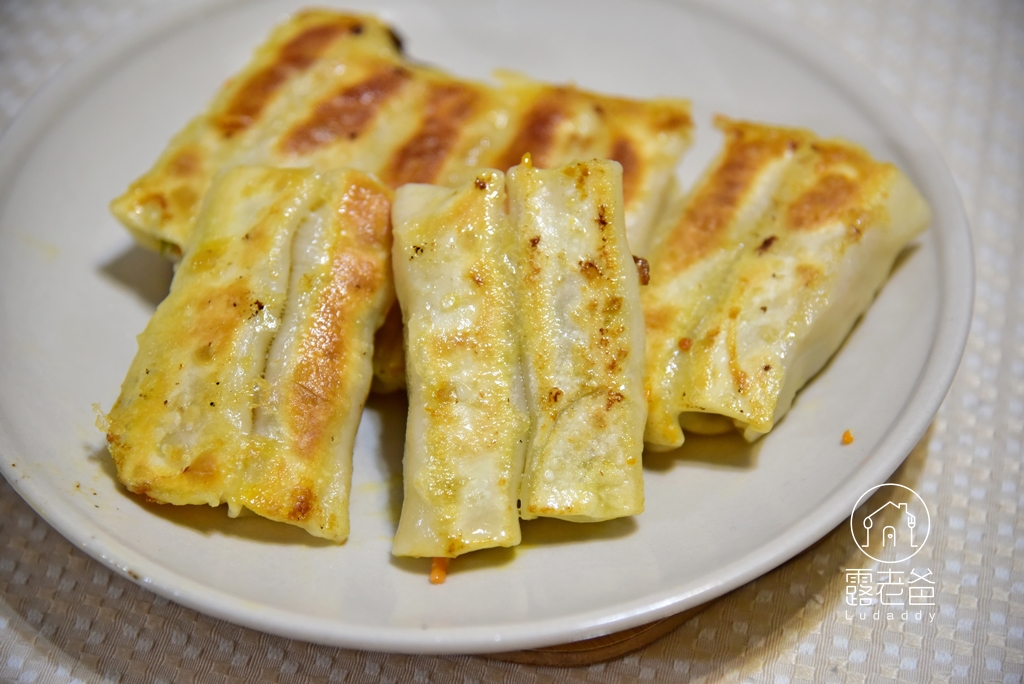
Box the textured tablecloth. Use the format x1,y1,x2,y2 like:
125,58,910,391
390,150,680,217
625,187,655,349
1,0,1022,681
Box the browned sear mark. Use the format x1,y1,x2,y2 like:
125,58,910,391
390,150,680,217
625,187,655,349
788,174,858,230
607,347,629,372
289,488,314,521
290,252,383,457
661,125,794,270
169,149,201,177
138,193,169,224
280,67,410,155
383,83,478,186
495,92,566,170
216,22,354,136
579,260,601,280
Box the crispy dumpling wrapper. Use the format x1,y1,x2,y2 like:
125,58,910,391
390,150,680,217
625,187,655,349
109,11,405,256
391,160,647,557
107,9,692,393
106,166,394,541
109,10,692,257
508,159,647,521
643,117,931,449
391,171,529,558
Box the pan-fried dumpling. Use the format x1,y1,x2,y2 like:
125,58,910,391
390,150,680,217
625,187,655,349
643,117,930,449
105,166,394,541
391,171,529,558
508,159,646,522
108,9,692,395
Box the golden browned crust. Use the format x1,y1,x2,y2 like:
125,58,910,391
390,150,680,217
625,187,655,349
509,160,646,522
381,82,481,187
108,9,693,394
279,65,412,155
215,18,363,137
643,116,930,448
391,173,529,557
107,167,394,541
493,90,567,170
655,118,798,274
489,83,693,216
287,188,389,458
109,11,693,259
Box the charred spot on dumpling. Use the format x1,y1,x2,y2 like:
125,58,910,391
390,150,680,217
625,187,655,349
603,296,623,313
607,348,629,373
579,260,601,280
289,488,315,521
570,162,592,192
756,235,777,254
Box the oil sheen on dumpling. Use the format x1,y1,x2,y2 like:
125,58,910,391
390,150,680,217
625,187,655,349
391,171,529,558
507,159,646,522
106,166,393,541
643,117,931,449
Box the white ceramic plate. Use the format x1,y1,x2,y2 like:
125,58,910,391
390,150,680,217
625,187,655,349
0,0,972,654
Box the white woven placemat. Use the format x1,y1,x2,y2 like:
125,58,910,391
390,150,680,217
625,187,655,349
1,0,1022,681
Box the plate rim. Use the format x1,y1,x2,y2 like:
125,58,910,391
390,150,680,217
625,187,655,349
0,0,974,654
